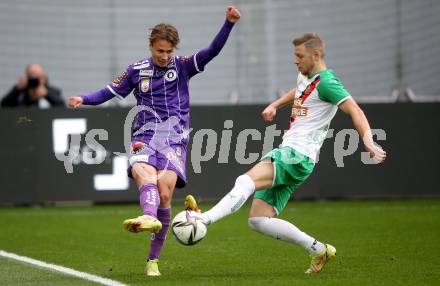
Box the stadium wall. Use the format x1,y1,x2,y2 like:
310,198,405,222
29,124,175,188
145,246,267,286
1,0,440,105
0,103,438,205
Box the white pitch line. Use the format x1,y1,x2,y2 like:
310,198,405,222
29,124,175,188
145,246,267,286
0,250,128,286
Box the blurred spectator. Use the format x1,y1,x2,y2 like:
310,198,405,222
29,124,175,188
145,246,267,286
1,64,64,108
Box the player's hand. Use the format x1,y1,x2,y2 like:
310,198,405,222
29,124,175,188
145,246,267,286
68,96,83,108
261,105,277,122
226,6,241,23
363,130,387,163
365,143,387,164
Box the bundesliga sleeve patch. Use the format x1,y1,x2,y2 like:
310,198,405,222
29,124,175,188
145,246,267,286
182,55,192,62
111,69,128,88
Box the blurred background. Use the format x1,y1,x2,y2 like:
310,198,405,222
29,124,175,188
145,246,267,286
0,0,439,205
1,0,439,105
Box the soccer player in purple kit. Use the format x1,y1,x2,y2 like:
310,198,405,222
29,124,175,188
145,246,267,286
68,6,241,276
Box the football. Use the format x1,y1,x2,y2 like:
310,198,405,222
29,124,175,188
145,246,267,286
171,210,207,245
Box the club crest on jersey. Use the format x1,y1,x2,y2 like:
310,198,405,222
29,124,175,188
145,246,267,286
139,69,153,77
141,78,150,92
165,69,177,82
302,85,312,97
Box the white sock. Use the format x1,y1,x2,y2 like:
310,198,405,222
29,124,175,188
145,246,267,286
201,175,255,224
248,216,325,254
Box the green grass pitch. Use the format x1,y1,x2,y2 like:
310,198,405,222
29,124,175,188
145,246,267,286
1,200,439,286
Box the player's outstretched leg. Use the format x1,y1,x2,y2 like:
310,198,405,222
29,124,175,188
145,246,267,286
248,200,336,274
186,162,271,225
305,244,337,274
248,216,336,273
249,217,336,273
196,175,255,224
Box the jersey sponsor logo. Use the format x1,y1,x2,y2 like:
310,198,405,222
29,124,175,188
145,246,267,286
134,59,149,65
129,154,150,165
141,78,150,92
291,98,309,118
292,105,308,117
289,97,308,128
111,69,128,88
133,63,150,70
165,69,177,82
139,69,153,77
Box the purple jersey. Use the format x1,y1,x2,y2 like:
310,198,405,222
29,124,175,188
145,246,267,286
107,55,197,146
81,20,235,186
82,20,234,147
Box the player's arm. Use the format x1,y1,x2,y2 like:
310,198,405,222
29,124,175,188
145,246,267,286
68,88,115,108
339,97,387,163
184,6,240,77
68,66,134,108
261,88,296,122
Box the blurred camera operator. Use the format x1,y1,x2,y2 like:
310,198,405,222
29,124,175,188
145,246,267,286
1,64,64,108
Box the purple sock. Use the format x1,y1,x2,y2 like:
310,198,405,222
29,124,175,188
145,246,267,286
148,208,171,260
139,184,160,218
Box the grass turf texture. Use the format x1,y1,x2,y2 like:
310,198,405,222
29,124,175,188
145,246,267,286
0,200,439,286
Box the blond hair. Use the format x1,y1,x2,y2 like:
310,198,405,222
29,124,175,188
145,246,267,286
292,33,325,58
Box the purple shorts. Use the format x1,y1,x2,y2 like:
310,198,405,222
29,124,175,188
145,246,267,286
127,141,187,188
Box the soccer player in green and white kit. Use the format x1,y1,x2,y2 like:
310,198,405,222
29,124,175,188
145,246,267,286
185,33,387,273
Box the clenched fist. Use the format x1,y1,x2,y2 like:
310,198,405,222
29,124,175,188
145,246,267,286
226,6,241,23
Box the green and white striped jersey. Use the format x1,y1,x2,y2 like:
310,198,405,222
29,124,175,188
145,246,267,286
281,69,350,162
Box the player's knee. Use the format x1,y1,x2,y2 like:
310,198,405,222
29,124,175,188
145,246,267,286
132,164,157,186
248,216,264,231
132,172,145,187
135,177,152,188
159,189,172,204
235,174,255,190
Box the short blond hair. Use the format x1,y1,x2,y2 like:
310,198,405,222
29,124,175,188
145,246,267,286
292,33,325,58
